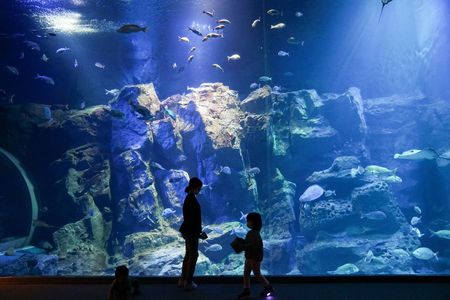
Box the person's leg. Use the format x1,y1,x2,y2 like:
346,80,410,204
186,235,199,284
237,259,252,299
243,259,252,289
179,234,190,286
252,261,274,297
252,261,270,286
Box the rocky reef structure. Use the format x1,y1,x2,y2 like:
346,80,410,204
298,156,419,274
0,83,448,275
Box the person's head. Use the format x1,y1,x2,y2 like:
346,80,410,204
246,212,262,231
115,265,129,282
184,177,203,195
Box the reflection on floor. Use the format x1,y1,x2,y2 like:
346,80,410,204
0,280,450,300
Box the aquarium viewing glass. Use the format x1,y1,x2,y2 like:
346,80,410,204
0,0,449,276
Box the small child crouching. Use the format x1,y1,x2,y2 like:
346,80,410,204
108,265,140,300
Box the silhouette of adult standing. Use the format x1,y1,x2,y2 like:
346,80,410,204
178,177,204,290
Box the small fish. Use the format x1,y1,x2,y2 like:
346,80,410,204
414,206,422,215
178,36,190,43
41,54,49,62
267,9,282,16
250,83,259,89
259,76,272,82
95,62,105,69
327,263,359,275
214,25,225,30
429,229,450,240
178,66,185,73
8,94,15,104
150,162,166,170
187,55,194,63
294,11,303,18
324,190,336,197
47,32,57,36
117,24,147,33
212,63,224,72
172,62,177,69
56,47,70,54
202,36,209,42
188,27,203,36
287,37,301,45
18,52,24,59
24,40,40,51
206,32,223,39
230,225,248,238
251,17,261,28
361,211,387,221
74,59,78,68
35,74,55,85
189,47,196,54
278,50,289,57
203,10,214,17
5,66,19,76
411,216,421,226
247,167,261,176
365,165,396,175
103,207,112,213
105,89,120,96
384,175,402,184
412,247,438,261
227,54,241,61
162,208,176,218
271,23,286,30
410,226,424,238
40,206,49,213
204,244,223,252
80,101,86,109
240,211,248,221
217,19,231,24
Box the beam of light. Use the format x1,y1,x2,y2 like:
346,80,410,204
35,9,97,34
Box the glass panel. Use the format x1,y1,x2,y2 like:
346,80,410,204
0,0,449,276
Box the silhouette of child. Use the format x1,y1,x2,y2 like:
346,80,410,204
237,212,274,299
108,265,138,300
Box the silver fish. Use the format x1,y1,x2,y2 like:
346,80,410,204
56,47,70,54
35,74,55,85
5,66,19,76
212,63,224,72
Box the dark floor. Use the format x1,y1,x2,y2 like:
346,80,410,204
1,280,450,300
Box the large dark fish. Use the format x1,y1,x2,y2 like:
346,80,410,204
117,24,147,33
188,27,203,36
378,0,393,23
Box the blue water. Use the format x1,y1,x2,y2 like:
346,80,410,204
0,0,450,276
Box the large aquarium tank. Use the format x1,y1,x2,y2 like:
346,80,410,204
1,0,450,277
